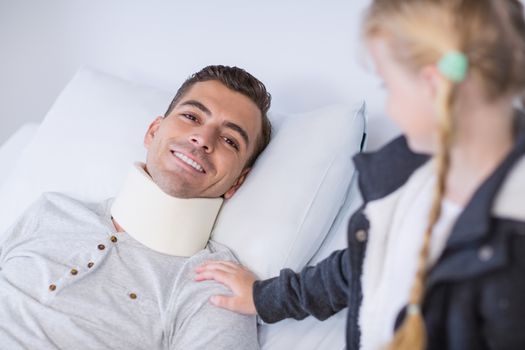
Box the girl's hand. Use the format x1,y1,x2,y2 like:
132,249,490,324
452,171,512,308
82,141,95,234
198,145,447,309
195,260,258,315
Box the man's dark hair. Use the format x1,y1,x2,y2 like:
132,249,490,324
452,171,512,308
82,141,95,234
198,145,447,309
164,65,272,168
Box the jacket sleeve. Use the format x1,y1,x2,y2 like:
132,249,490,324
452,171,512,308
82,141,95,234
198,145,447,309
253,248,350,323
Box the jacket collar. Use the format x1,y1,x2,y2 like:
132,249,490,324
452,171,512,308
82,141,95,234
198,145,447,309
353,136,429,203
448,115,525,247
354,111,525,247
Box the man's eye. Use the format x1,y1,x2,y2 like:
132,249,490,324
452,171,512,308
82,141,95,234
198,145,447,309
223,137,239,150
182,114,198,122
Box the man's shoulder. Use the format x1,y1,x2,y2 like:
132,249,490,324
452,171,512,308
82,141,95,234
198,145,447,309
173,241,238,299
167,240,258,349
186,240,239,267
1,193,109,252
30,192,111,227
38,192,98,209
8,192,80,226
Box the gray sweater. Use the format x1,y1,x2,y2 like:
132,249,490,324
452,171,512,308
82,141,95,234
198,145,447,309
0,192,258,350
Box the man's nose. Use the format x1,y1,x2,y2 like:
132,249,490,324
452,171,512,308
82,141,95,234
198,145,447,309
189,129,215,153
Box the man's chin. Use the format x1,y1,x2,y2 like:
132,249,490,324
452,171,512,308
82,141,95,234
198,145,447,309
157,183,199,199
148,171,196,198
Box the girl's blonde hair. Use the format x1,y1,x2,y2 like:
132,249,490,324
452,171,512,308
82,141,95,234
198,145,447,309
362,1,525,349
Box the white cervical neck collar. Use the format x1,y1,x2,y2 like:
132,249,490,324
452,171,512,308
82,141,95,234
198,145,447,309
111,162,223,257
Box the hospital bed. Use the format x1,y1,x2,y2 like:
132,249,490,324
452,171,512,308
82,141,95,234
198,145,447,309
0,1,400,348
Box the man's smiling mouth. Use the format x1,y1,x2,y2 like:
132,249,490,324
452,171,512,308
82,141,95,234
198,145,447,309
171,151,206,173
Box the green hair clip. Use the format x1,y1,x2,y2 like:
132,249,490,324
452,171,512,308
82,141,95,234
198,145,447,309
437,51,469,83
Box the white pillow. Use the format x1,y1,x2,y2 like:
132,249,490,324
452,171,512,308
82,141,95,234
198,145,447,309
0,68,366,280
212,105,366,278
0,68,171,236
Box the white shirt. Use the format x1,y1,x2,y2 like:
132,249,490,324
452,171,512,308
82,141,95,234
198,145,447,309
0,193,259,350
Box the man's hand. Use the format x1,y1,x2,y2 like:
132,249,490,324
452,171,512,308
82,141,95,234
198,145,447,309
195,261,257,315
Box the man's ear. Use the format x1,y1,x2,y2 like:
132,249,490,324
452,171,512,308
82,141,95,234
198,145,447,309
223,167,251,199
144,116,164,149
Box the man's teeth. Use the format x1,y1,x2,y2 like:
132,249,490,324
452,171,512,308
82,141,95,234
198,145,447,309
174,152,204,172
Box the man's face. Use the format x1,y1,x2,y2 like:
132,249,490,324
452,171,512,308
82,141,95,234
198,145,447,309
144,80,262,199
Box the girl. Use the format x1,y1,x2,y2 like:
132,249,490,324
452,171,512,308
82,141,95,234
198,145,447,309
196,0,525,348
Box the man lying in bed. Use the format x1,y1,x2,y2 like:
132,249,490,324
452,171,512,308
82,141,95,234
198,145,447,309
0,65,271,350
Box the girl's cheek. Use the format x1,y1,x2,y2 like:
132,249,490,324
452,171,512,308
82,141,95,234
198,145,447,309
386,96,402,125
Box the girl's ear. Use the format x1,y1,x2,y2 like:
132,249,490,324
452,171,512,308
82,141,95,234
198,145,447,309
419,65,442,101
144,116,164,149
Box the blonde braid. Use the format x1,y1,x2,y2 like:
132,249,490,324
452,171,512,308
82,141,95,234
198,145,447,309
389,78,456,350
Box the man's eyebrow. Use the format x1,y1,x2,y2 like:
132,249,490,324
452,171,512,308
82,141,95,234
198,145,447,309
180,100,211,115
224,121,250,148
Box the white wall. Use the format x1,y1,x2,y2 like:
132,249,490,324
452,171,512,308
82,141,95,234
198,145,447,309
0,0,399,150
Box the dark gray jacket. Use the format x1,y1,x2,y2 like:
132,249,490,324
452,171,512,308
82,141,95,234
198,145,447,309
254,121,525,349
